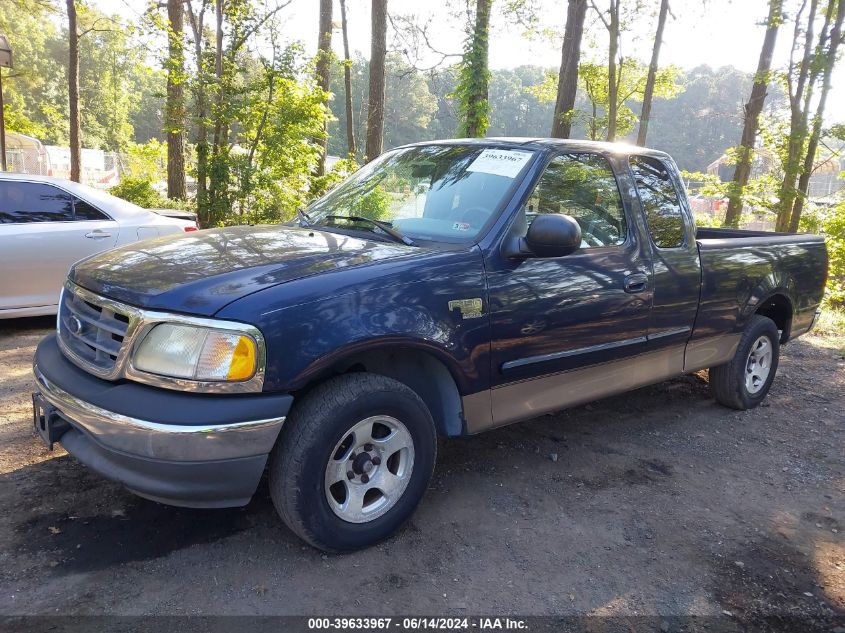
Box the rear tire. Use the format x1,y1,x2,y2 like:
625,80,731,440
710,315,780,410
269,373,437,552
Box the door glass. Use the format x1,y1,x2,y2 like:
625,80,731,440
73,198,109,221
523,153,626,248
630,156,685,248
0,182,75,224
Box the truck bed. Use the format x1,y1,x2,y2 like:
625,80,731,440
696,226,827,246
692,227,828,342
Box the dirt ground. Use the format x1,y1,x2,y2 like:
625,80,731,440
0,317,843,630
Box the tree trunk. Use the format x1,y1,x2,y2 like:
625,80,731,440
606,0,619,142
67,0,81,183
207,0,225,225
775,0,821,232
212,0,224,155
457,0,492,138
365,0,387,162
339,0,356,158
551,0,587,138
166,0,187,199
722,0,782,228
789,0,845,232
315,0,333,176
637,0,669,146
187,2,210,227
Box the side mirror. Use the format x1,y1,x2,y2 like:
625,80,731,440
522,213,582,258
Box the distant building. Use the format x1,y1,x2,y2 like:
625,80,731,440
2,132,122,189
4,132,51,175
44,146,120,188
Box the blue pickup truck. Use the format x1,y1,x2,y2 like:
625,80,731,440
32,139,828,551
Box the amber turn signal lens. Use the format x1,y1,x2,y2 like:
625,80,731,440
227,336,257,381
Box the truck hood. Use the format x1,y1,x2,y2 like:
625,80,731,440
69,225,418,316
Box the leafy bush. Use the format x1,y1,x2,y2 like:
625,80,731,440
123,140,168,182
821,203,845,309
210,73,328,227
351,186,390,220
308,158,359,201
109,177,166,208
800,200,845,309
109,177,189,210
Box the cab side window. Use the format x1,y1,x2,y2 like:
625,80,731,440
0,182,75,224
630,156,685,249
523,153,626,248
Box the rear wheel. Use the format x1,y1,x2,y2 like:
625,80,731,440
269,373,436,552
710,315,780,410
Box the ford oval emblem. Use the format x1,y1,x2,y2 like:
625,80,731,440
67,315,83,335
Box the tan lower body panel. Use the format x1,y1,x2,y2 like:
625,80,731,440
683,333,741,373
462,333,742,435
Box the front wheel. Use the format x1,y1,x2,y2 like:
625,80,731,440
269,373,437,552
709,315,780,410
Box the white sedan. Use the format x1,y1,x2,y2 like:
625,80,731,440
0,173,197,319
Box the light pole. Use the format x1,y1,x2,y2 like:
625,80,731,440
0,35,12,172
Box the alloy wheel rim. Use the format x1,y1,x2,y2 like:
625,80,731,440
324,415,415,523
745,335,773,394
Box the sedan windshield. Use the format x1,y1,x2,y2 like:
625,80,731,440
305,144,535,243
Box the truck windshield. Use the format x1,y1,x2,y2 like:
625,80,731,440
305,144,535,243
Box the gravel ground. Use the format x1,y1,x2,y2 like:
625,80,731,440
0,317,843,630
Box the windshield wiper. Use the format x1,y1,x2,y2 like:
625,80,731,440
296,208,313,227
322,215,416,246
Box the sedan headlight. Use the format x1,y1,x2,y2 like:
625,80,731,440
133,323,259,382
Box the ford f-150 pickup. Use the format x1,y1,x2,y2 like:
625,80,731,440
31,139,828,551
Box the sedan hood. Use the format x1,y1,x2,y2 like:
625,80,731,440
70,225,417,316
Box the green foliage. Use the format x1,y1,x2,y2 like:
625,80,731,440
327,54,444,158
0,0,156,149
309,158,360,200
194,43,330,228
812,307,845,356
350,186,390,220
574,60,683,141
109,177,167,209
0,0,64,141
829,123,845,141
111,141,189,211
123,140,168,182
802,200,845,308
1,0,820,237
453,0,492,138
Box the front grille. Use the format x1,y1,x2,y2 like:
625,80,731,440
58,285,132,376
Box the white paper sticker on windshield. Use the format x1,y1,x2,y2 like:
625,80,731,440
466,149,533,178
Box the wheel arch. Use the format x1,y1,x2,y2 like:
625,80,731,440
753,292,794,343
292,341,469,438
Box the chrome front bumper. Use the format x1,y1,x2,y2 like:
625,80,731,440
31,332,292,508
34,364,285,462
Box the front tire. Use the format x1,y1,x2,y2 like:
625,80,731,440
269,373,437,552
710,315,780,410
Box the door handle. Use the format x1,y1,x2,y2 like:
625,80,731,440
624,273,648,293
85,230,111,239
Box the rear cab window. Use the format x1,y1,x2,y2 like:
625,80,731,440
629,156,686,249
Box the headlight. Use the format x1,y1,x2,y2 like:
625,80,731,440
133,323,258,382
